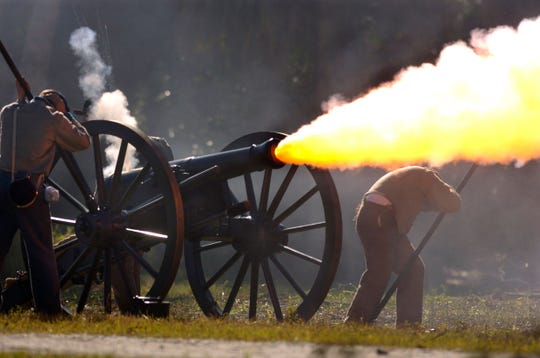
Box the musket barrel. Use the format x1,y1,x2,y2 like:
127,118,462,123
0,40,33,100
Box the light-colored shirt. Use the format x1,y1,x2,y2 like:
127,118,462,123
0,99,90,175
367,166,461,234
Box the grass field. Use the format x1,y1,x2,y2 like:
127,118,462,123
2,283,540,356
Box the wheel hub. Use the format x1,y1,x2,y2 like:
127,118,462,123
229,216,287,258
75,211,126,247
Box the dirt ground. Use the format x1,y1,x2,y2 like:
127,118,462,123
0,333,522,357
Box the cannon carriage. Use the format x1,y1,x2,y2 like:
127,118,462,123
3,120,342,321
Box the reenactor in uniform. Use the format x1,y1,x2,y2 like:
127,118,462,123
0,80,90,316
345,166,461,327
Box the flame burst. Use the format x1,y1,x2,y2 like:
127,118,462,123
275,16,540,170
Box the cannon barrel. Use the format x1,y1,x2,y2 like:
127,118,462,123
170,137,285,189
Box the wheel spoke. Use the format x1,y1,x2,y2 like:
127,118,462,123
223,255,250,315
47,178,88,213
267,166,297,217
120,239,158,278
196,241,231,253
51,216,76,226
107,139,128,207
59,246,93,287
114,163,151,212
124,194,164,218
112,245,136,304
121,231,166,252
280,221,326,234
269,255,307,300
274,186,318,224
279,244,322,265
124,227,168,243
261,258,283,320
77,249,102,313
204,251,242,289
244,173,257,213
59,149,98,212
103,249,112,313
258,169,272,213
54,236,79,255
92,134,106,207
249,260,259,319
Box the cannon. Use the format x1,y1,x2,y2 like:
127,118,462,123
2,120,342,321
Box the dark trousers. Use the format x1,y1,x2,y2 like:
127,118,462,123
345,201,425,326
0,172,61,315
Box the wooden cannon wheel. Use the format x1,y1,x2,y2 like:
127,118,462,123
49,120,183,314
184,132,342,321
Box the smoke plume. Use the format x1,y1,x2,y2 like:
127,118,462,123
69,27,111,101
275,16,540,170
69,26,138,173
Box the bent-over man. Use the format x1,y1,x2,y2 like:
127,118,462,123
344,166,461,327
